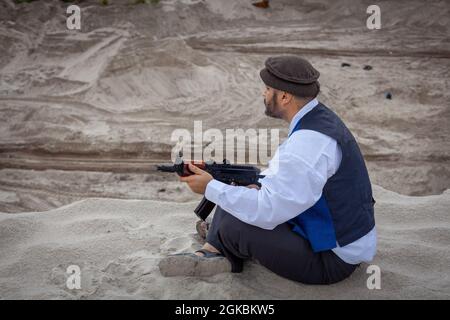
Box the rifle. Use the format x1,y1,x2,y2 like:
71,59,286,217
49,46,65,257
157,154,264,221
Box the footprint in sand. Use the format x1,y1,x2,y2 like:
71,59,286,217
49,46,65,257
160,236,196,254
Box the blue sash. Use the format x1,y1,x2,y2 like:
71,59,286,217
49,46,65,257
288,119,337,252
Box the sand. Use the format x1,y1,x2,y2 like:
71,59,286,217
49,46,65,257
0,0,449,299
0,184,449,299
0,0,449,213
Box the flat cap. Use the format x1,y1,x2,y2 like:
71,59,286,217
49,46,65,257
260,56,320,97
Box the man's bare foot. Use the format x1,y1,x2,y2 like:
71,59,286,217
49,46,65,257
159,243,229,277
196,220,209,240
159,246,230,277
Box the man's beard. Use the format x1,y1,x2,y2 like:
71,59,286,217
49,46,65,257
264,92,282,119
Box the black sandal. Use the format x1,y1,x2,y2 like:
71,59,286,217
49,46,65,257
194,249,223,258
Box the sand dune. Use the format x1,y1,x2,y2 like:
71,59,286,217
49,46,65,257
1,0,449,213
0,185,449,299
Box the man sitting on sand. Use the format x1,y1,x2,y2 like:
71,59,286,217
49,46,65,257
159,56,377,284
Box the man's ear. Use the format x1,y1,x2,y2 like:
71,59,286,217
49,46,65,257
281,91,293,105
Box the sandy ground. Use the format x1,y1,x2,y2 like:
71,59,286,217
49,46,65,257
0,0,449,299
1,185,449,299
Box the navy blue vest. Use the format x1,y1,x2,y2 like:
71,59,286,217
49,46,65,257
288,102,375,252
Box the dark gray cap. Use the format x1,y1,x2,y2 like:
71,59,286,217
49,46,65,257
260,56,320,97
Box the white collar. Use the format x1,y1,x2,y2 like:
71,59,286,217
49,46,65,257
288,98,319,136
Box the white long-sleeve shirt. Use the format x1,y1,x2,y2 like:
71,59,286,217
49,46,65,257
205,99,377,264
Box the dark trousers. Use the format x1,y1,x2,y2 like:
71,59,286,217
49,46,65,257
206,206,358,285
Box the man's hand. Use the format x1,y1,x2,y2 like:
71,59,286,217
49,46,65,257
246,184,261,190
180,163,214,195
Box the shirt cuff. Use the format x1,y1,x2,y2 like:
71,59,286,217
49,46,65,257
205,179,228,205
